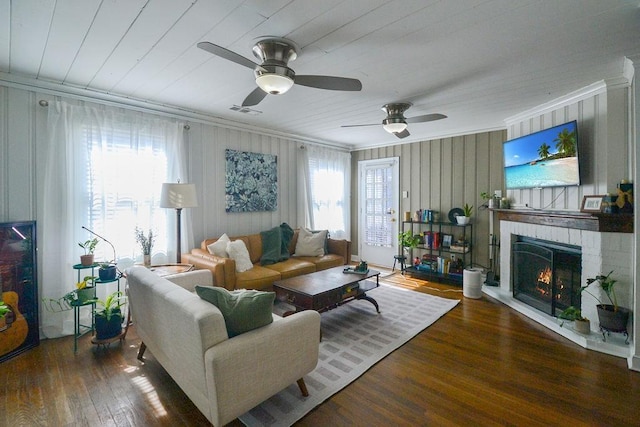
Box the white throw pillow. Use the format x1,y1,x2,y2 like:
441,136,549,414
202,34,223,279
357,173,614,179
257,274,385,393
207,233,230,257
294,228,327,257
226,239,254,272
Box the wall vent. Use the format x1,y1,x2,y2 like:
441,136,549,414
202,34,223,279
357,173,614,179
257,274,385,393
229,105,262,115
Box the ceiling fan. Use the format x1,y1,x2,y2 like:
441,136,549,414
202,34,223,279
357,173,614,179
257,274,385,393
342,103,447,139
197,37,362,107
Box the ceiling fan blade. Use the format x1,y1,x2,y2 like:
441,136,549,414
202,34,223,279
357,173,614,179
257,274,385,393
295,75,362,91
405,113,447,124
341,123,380,128
242,87,268,107
197,41,258,70
394,129,410,139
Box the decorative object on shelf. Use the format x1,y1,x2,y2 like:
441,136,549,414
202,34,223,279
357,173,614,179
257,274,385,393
580,271,630,343
499,197,510,209
78,237,98,266
601,193,618,214
161,181,198,263
580,195,605,213
94,291,126,340
558,306,590,334
404,211,411,221
98,263,118,281
448,208,464,224
616,180,633,213
398,230,420,254
456,204,472,225
135,227,155,266
344,261,369,275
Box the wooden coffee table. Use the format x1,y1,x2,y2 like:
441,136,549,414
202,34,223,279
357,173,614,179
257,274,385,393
273,266,381,315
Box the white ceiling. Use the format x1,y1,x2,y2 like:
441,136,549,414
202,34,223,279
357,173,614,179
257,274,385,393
2,0,639,150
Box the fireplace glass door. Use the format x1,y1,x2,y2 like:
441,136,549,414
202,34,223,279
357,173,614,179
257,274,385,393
512,237,581,317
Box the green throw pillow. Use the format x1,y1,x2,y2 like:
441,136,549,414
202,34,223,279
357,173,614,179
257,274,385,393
280,222,294,260
260,226,282,265
195,286,275,337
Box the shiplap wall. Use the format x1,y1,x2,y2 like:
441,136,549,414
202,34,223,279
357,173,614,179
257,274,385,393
505,81,633,210
187,122,302,243
350,130,507,270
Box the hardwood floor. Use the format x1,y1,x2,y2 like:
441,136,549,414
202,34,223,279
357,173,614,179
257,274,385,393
2,273,639,426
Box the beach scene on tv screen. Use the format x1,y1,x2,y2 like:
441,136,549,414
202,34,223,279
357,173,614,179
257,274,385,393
504,122,579,189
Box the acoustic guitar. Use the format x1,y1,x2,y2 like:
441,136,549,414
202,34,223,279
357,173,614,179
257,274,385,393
0,291,28,356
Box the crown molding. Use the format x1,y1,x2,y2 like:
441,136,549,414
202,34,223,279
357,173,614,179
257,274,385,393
0,71,351,152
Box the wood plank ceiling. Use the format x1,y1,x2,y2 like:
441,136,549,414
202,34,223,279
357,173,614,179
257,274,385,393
1,0,639,149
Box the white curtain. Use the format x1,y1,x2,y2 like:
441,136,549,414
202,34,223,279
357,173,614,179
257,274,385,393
298,145,351,240
41,101,188,338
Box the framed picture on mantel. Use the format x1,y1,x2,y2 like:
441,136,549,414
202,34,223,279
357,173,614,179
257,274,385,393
580,195,605,213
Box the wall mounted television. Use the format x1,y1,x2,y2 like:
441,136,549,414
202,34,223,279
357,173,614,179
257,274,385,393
503,120,580,189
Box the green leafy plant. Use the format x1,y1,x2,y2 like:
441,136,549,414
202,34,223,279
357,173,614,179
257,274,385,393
78,238,99,255
0,301,10,317
558,306,587,321
480,192,491,201
94,291,127,322
463,203,473,217
135,227,155,255
76,275,96,289
581,271,621,311
398,230,420,250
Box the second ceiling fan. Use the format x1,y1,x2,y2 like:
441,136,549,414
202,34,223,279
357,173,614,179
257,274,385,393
197,37,362,107
342,103,446,139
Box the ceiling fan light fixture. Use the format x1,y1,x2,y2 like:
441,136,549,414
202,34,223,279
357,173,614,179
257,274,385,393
255,73,294,94
382,118,407,134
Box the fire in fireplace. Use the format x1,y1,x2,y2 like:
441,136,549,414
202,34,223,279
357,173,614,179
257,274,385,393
511,236,581,317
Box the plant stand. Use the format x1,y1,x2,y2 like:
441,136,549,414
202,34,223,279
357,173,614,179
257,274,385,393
599,326,629,345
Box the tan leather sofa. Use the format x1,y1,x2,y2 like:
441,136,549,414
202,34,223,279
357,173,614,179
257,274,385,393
182,229,351,290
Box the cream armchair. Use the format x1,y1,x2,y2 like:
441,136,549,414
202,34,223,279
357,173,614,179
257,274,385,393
126,267,321,426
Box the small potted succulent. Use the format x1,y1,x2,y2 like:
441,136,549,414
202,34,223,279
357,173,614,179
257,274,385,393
78,238,99,266
456,204,473,225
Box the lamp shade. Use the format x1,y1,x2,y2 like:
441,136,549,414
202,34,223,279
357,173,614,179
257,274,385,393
255,73,294,94
382,118,408,134
160,183,198,209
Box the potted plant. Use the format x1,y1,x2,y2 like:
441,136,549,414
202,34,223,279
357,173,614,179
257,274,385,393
78,238,99,266
581,271,630,333
94,291,126,340
98,262,118,281
135,227,155,266
456,204,473,225
63,276,97,306
398,230,420,255
558,306,590,334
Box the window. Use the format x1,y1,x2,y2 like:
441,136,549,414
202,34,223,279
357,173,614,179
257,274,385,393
300,145,351,239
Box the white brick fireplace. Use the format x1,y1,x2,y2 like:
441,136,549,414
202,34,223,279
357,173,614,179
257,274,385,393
483,212,634,358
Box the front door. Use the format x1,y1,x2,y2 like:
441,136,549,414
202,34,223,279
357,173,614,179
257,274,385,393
358,158,399,268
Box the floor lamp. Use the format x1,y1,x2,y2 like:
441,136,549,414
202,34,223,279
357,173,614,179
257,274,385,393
160,182,198,263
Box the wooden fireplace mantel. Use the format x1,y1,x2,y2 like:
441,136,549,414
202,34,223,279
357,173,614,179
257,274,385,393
495,209,633,233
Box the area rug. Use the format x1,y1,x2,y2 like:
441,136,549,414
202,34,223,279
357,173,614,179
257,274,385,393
238,283,459,426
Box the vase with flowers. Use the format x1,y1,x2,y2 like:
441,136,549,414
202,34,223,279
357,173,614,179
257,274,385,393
135,227,155,266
